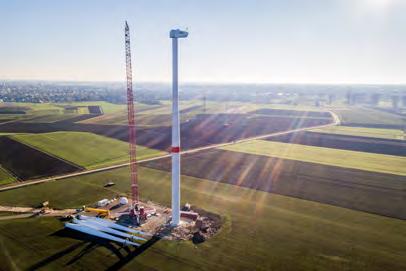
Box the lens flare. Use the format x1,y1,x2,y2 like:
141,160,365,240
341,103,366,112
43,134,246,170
367,0,395,10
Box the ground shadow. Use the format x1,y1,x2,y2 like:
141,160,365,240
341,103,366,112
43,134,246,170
28,228,161,271
106,235,162,271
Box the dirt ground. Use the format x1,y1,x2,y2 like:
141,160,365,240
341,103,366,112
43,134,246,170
0,205,77,220
0,199,222,242
102,199,222,242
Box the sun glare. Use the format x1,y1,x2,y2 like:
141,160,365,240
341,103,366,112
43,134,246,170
367,0,395,9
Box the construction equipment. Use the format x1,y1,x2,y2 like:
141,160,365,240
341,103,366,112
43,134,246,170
97,199,109,207
125,22,138,206
85,207,110,218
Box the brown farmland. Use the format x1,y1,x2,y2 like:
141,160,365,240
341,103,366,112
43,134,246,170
142,148,406,219
137,114,334,150
265,131,406,156
0,113,334,151
137,114,172,126
87,105,103,114
0,136,83,180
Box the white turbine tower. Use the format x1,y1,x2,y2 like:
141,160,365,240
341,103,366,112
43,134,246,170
170,29,188,226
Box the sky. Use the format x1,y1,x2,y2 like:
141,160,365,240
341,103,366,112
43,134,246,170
0,0,405,84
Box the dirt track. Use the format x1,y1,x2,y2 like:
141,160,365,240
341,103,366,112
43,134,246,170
0,205,77,220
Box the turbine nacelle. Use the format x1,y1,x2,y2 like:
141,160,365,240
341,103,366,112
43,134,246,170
170,29,188,39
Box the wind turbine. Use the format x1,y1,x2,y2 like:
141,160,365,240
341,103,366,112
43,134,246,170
170,29,188,226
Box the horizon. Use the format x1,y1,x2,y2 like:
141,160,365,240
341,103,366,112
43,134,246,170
2,79,406,86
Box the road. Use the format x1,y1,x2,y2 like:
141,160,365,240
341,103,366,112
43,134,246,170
0,205,77,220
0,111,340,192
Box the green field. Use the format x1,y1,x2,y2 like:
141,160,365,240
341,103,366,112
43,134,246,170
71,101,179,123
0,133,23,136
221,140,406,175
12,132,166,169
2,101,128,125
0,211,19,217
0,102,85,123
0,166,15,185
0,166,405,270
310,126,405,140
333,107,404,126
3,101,122,115
0,114,21,121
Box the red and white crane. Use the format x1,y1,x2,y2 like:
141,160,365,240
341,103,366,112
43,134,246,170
125,21,138,206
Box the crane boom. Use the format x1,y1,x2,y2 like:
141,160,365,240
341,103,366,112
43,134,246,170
125,21,138,204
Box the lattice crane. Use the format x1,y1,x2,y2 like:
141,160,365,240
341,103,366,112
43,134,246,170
125,21,138,206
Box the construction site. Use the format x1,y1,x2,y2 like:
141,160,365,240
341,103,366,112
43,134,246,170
50,23,221,248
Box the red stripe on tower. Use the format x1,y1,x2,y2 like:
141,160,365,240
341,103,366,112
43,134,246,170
171,146,181,153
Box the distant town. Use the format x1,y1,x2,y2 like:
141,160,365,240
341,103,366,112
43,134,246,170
1,81,406,111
